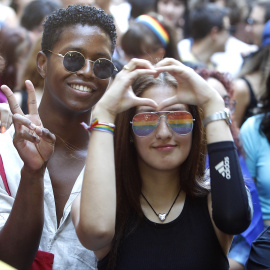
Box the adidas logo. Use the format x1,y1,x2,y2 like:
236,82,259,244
215,157,231,180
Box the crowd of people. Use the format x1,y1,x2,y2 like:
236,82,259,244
0,0,269,269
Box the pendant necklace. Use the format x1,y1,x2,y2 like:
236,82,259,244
141,188,182,222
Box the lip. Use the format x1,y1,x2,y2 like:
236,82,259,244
153,144,177,151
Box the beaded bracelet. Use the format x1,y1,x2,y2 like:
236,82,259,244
81,118,115,135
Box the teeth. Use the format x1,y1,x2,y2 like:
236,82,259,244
71,84,92,92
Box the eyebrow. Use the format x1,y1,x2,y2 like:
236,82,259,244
136,106,187,113
63,47,111,59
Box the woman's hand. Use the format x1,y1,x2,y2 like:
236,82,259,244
93,58,158,120
0,102,12,133
154,58,224,113
0,80,55,170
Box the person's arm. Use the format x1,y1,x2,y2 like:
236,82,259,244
0,81,55,269
232,79,250,128
71,59,158,253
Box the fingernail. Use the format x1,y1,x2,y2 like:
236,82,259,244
1,126,6,133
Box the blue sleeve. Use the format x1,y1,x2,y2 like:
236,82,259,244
208,141,253,234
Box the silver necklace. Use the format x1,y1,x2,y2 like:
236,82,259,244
141,188,182,222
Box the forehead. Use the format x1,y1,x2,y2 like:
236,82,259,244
251,5,266,21
52,24,112,56
138,85,187,112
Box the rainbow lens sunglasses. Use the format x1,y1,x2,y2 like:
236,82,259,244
131,111,195,137
45,50,118,80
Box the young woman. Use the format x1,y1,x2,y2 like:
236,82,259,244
72,58,252,269
120,12,181,63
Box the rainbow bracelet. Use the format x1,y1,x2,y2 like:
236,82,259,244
81,118,115,135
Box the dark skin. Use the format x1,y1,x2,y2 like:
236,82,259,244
0,24,112,268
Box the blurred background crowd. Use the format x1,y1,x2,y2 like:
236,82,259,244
1,0,270,269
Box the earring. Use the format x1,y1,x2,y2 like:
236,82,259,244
130,137,134,143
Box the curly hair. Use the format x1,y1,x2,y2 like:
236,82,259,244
41,5,117,54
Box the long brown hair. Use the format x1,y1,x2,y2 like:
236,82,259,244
238,45,270,96
107,72,207,268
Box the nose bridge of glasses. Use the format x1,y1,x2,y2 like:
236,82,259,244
79,57,95,75
156,114,173,133
85,58,95,65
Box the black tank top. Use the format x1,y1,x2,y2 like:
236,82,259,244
98,195,229,270
241,77,258,124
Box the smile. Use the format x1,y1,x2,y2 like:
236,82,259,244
154,145,176,151
71,84,93,93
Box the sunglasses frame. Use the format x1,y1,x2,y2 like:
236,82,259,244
246,18,265,26
130,111,195,137
45,50,118,80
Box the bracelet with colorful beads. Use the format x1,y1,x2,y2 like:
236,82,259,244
81,118,115,135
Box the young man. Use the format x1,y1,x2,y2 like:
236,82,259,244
246,0,270,47
0,5,117,269
178,3,230,70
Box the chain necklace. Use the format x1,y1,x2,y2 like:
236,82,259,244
141,188,182,222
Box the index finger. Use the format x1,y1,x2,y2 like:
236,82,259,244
25,80,39,115
0,85,24,115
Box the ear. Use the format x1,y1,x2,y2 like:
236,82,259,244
210,26,219,41
153,48,166,61
37,51,47,78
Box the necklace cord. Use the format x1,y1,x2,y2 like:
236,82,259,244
141,188,182,221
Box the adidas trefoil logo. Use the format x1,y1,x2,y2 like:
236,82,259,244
215,157,231,180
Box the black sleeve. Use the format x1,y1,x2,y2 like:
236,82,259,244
208,141,253,235
246,226,270,269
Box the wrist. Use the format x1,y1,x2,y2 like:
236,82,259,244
201,93,225,118
203,108,232,127
21,164,47,179
92,104,116,123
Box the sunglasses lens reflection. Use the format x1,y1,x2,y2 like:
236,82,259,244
132,112,194,137
167,112,193,135
93,59,115,80
132,113,159,137
63,51,85,72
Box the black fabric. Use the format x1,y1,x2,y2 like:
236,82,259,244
241,76,258,124
98,195,229,270
208,141,252,235
246,226,270,269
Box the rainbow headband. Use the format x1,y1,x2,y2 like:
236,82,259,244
135,15,169,47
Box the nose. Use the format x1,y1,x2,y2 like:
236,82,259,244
155,116,173,140
77,59,95,78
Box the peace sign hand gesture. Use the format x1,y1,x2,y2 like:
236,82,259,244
1,80,56,170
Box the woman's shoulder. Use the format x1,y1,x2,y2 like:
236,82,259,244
241,114,264,130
